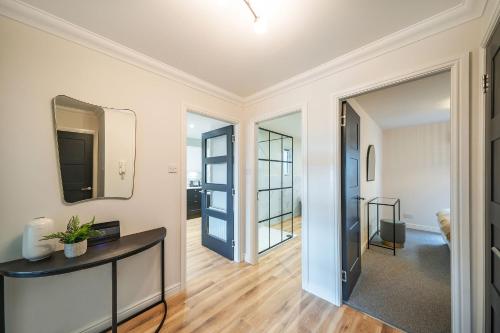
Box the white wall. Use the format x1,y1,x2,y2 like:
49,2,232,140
186,144,202,184
103,109,135,198
0,16,242,333
348,99,384,252
244,16,483,329
382,122,450,233
293,138,302,216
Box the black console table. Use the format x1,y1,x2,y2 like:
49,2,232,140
0,227,167,333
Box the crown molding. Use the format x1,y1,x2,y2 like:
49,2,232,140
244,0,487,105
0,0,488,106
481,0,500,46
0,0,244,106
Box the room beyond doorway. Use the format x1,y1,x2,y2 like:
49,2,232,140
257,112,303,255
340,71,452,333
183,111,238,268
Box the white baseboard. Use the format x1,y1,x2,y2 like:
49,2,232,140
405,223,441,234
79,282,181,333
361,240,368,255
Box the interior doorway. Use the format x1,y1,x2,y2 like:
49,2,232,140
183,111,238,282
340,71,453,333
256,112,303,255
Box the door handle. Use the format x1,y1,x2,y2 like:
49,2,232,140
81,186,92,191
356,196,365,201
493,246,500,259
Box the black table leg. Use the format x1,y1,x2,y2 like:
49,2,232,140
1,275,4,333
393,207,396,256
367,204,370,249
155,240,167,333
112,261,117,333
161,240,165,301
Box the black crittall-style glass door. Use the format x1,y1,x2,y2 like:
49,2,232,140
257,128,294,253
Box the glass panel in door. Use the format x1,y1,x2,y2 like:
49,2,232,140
257,127,294,253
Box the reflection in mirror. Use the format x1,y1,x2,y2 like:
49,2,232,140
53,95,136,203
367,145,376,181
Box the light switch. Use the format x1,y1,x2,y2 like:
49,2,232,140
168,165,178,173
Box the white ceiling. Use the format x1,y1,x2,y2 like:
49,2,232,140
20,0,462,97
186,112,230,139
259,112,301,138
350,71,451,129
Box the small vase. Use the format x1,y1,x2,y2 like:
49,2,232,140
23,217,56,261
64,239,88,258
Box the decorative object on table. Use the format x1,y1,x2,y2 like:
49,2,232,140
367,145,376,181
22,217,56,261
88,221,121,246
436,209,451,248
367,197,401,256
40,216,102,258
380,219,406,248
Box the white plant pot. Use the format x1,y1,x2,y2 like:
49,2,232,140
64,240,88,258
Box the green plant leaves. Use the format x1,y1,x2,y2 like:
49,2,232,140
40,216,102,244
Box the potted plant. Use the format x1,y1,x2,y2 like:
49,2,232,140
41,216,101,258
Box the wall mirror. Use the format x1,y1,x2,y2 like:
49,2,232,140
53,95,136,204
367,145,375,182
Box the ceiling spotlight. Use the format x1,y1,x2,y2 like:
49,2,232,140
243,0,266,34
189,124,195,129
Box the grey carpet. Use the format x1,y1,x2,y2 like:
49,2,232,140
345,229,450,333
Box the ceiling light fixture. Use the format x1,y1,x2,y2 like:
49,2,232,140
243,0,267,34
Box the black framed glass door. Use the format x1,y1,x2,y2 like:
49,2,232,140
257,128,294,253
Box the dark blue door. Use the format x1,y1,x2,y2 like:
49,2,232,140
341,101,362,301
486,22,500,333
201,125,234,260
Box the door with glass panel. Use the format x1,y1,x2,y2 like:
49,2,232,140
201,125,234,260
258,128,294,253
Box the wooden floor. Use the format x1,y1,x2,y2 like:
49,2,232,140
115,217,401,333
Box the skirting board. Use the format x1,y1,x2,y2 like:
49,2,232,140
405,223,441,234
79,282,181,333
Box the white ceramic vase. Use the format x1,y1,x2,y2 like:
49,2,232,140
64,239,88,258
22,217,56,261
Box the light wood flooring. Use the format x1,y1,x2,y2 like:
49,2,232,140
115,217,401,333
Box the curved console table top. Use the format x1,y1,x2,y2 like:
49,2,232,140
0,227,166,278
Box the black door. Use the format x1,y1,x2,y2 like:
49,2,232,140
57,131,93,203
201,125,234,260
486,23,500,333
341,101,362,301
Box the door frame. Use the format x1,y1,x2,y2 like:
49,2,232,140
180,103,242,290
246,104,309,288
332,53,470,332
